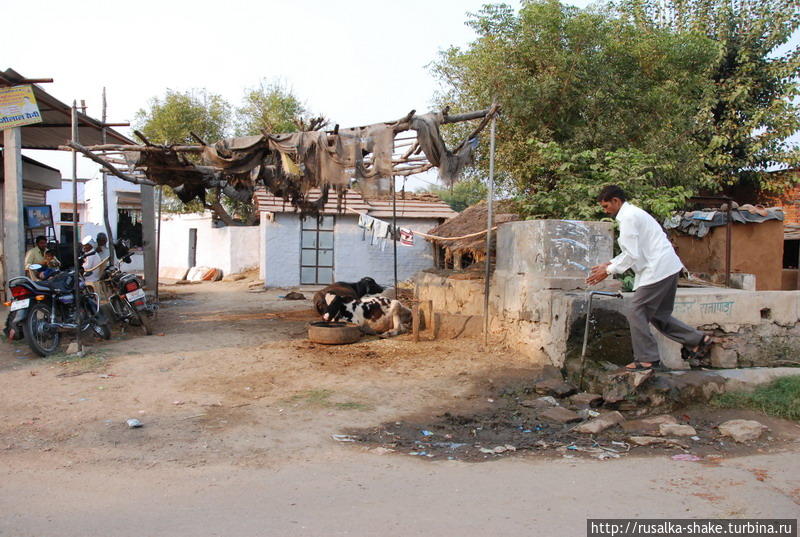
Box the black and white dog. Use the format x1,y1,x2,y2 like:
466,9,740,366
313,277,385,316
322,292,411,337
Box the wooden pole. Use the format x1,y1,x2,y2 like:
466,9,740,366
483,114,497,345
101,87,115,263
71,103,82,354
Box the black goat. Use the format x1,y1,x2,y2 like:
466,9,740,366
313,277,384,316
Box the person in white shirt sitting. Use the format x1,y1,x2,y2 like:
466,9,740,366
586,185,713,370
81,236,107,284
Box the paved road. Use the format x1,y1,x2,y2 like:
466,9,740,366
2,450,798,536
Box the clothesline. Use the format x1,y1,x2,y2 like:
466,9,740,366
346,207,498,241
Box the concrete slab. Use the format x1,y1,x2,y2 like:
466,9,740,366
712,367,800,392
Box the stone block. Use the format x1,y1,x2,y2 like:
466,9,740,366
718,419,768,442
569,392,603,408
534,378,577,398
658,423,696,437
709,345,738,369
621,415,677,435
573,411,624,434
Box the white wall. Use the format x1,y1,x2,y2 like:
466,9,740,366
46,180,91,240
262,213,302,287
333,216,436,287
159,212,260,276
84,175,141,236
261,213,438,288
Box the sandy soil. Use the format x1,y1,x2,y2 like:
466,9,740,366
0,278,798,536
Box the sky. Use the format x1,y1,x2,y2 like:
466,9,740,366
7,0,545,187
5,0,795,190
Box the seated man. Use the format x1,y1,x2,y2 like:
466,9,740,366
24,235,48,279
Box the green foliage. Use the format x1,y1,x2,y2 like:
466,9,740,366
713,376,800,421
134,88,233,146
236,79,308,136
417,177,488,211
430,0,800,218
134,82,321,221
517,142,692,220
616,0,800,193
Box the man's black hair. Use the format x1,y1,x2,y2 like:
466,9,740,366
598,185,627,202
35,235,46,244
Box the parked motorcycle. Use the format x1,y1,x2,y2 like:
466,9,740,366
4,250,111,356
99,242,155,335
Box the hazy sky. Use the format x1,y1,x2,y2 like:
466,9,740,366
6,0,794,189
9,0,545,185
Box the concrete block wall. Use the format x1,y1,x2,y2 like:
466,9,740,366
334,216,436,287
262,214,438,288
263,213,302,287
415,272,485,317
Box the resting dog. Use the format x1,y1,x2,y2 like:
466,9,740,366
322,293,411,337
313,277,384,316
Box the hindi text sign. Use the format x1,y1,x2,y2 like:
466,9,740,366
0,85,42,129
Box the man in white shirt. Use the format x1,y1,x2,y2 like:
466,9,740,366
586,185,712,370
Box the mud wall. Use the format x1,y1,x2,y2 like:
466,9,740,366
670,221,784,290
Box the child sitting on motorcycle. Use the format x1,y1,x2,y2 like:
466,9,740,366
36,249,62,279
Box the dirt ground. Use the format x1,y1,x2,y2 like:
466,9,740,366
1,278,798,536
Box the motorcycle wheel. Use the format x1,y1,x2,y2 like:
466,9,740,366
24,303,61,357
93,322,111,340
133,310,153,336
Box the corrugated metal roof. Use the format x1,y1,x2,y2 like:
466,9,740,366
785,223,800,240
254,187,457,220
0,69,135,150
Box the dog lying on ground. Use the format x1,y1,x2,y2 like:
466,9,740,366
321,292,412,337
313,277,384,316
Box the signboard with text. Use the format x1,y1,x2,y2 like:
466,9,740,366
0,85,42,129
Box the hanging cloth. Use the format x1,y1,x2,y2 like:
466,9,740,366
399,227,414,246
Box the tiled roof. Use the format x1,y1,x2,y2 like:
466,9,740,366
254,187,457,220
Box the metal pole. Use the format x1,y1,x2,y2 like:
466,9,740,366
725,203,732,287
155,186,163,303
392,175,398,299
71,103,82,353
101,87,115,263
482,114,496,345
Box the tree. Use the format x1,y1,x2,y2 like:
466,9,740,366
135,88,233,146
134,89,237,221
236,79,320,136
430,0,800,219
134,84,326,224
417,177,488,212
616,0,800,194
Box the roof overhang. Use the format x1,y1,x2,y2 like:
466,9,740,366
0,150,62,190
0,68,136,150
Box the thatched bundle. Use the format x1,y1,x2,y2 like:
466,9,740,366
426,200,520,266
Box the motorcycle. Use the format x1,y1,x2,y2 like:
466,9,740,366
98,241,155,335
4,250,111,356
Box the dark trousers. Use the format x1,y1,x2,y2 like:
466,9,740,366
628,272,704,363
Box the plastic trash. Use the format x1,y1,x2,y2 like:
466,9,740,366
126,418,143,428
671,454,702,462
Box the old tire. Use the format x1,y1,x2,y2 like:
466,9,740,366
308,321,361,345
